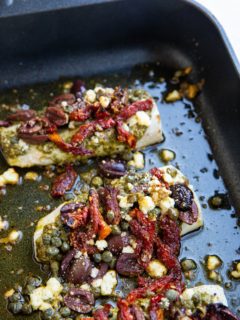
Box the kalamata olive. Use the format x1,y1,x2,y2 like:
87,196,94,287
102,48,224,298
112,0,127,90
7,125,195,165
108,235,130,255
66,255,92,284
116,253,144,277
131,305,145,320
203,303,239,320
60,249,77,276
96,262,109,278
49,93,76,107
71,79,86,98
45,106,68,126
179,201,198,225
170,184,193,211
64,288,94,313
7,109,36,122
98,159,126,178
61,202,84,214
18,133,49,144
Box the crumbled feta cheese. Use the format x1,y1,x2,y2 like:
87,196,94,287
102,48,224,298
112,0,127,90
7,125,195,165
85,89,96,103
30,277,63,311
159,197,175,214
118,196,134,209
0,168,19,187
121,123,130,132
95,240,108,251
146,260,167,278
92,278,102,288
128,152,145,169
101,271,117,296
136,111,151,127
80,283,91,291
74,251,82,259
99,96,111,108
122,245,134,253
127,115,137,127
138,196,155,214
91,267,99,278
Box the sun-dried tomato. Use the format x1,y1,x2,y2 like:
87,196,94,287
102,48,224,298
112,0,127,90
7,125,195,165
93,304,111,320
48,132,93,155
69,104,92,122
61,203,89,229
159,215,181,256
116,121,136,148
99,187,121,225
116,99,153,120
129,208,156,268
89,189,111,240
70,230,97,255
51,165,77,198
179,201,198,225
117,299,134,320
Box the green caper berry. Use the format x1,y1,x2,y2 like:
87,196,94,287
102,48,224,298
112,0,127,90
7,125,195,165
22,303,33,314
93,253,102,263
181,259,197,272
111,225,121,235
43,234,52,245
109,256,117,269
60,306,71,317
107,210,115,223
91,176,103,187
9,292,22,303
51,237,62,247
102,251,113,263
42,308,54,320
165,289,179,302
61,242,70,252
27,276,42,287
121,221,129,231
47,246,60,256
8,302,22,314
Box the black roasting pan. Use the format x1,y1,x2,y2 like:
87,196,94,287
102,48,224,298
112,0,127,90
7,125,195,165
0,0,239,318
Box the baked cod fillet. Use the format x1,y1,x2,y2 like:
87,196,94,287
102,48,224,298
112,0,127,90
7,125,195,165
0,86,163,167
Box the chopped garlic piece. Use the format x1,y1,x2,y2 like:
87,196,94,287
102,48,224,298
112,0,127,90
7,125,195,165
147,259,167,278
128,152,144,169
118,196,134,209
138,196,155,214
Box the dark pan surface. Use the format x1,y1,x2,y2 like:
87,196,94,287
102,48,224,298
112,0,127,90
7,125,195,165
0,0,239,318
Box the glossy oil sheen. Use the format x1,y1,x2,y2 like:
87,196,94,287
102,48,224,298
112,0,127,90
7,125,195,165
0,63,239,319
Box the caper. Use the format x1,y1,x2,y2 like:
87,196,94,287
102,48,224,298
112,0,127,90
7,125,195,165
64,193,75,201
47,246,60,256
91,176,103,187
181,258,197,272
122,152,133,161
61,242,70,252
120,221,129,231
9,292,23,303
211,196,222,208
56,253,63,261
52,311,62,320
60,306,71,317
8,302,22,314
111,225,121,235
22,303,33,314
51,229,60,237
51,237,62,247
42,308,54,320
61,283,69,294
109,256,117,269
43,234,52,245
165,289,179,302
107,210,115,223
192,292,201,306
27,276,42,287
93,253,102,263
102,251,113,263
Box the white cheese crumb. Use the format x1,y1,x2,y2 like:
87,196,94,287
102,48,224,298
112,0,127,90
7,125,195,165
80,283,91,291
159,197,175,214
95,240,108,251
99,96,111,108
92,278,102,288
146,260,167,278
162,173,173,184
138,196,155,214
46,278,63,295
101,270,117,296
91,267,99,278
118,196,134,209
136,111,151,127
128,152,145,169
122,245,134,253
85,89,96,103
